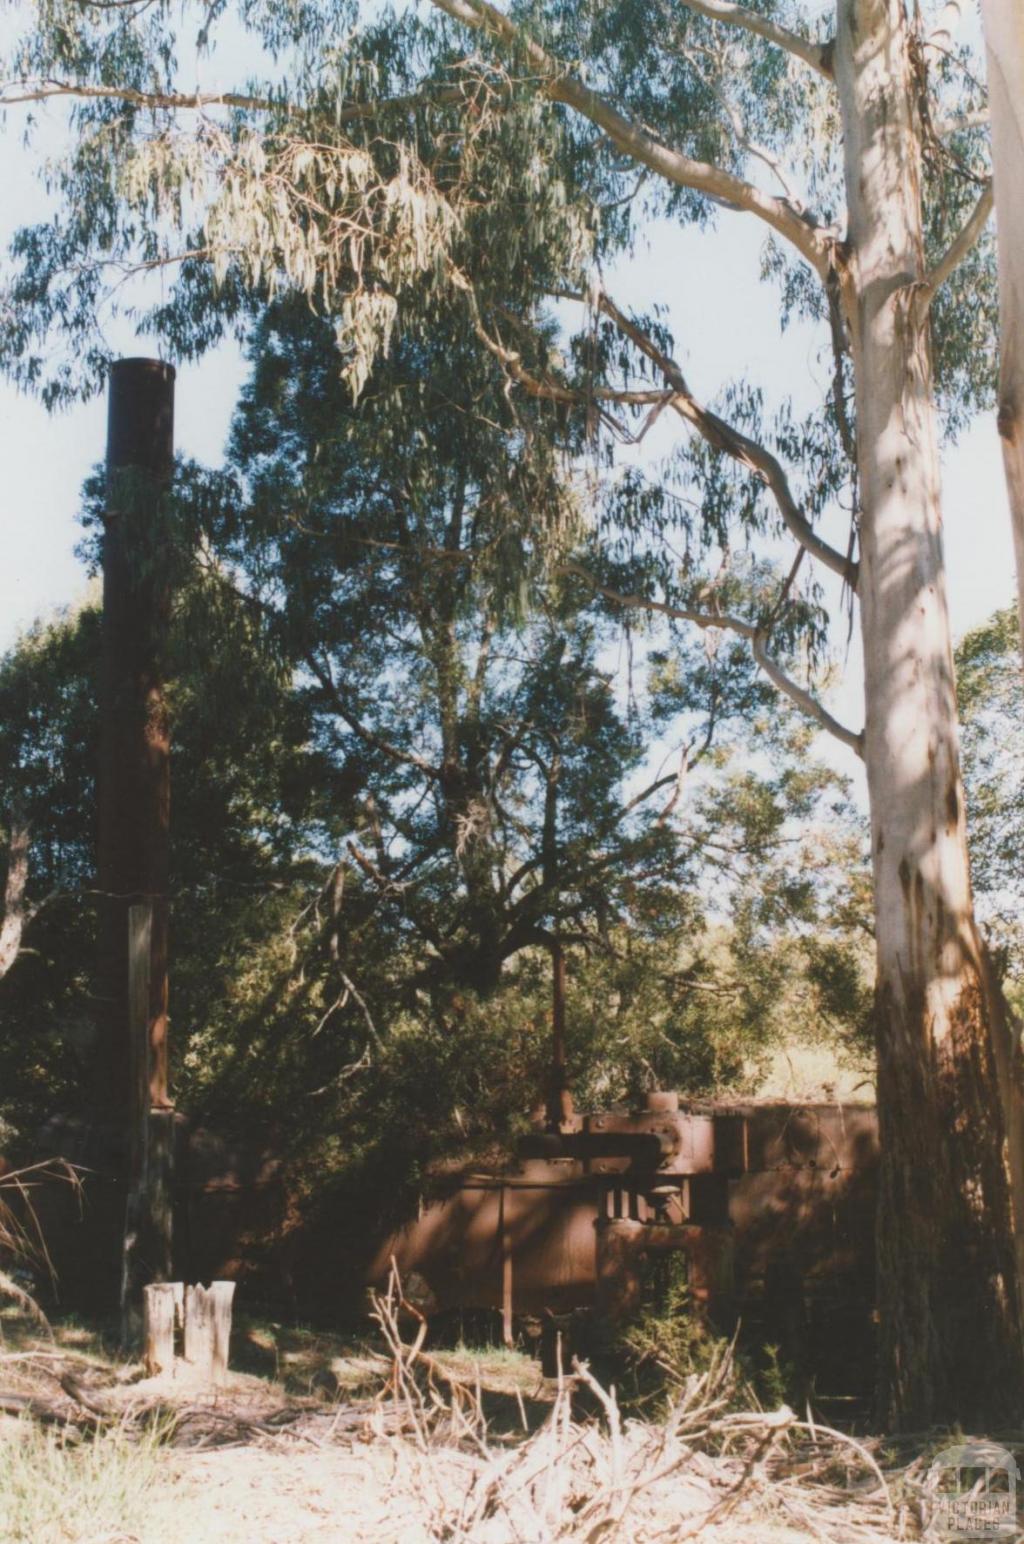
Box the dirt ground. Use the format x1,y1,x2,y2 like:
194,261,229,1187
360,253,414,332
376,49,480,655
147,1445,840,1544
0,1309,998,1543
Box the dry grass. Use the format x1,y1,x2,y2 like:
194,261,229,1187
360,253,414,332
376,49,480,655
0,1417,173,1544
0,1158,83,1331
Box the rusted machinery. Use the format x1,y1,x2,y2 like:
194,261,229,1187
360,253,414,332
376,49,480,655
370,1093,878,1395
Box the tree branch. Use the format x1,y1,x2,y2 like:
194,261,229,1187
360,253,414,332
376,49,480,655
455,278,673,414
746,632,861,754
429,0,831,273
0,75,468,126
461,299,671,407
489,280,856,582
346,840,446,955
336,969,382,1050
561,562,865,756
621,769,683,815
919,181,994,305
306,655,442,780
592,290,857,586
0,77,289,114
501,277,854,586
924,1,966,55
933,107,990,137
675,39,808,210
675,0,833,79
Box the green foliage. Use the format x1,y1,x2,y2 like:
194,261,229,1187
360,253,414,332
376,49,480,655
0,274,873,1198
0,585,332,1144
0,572,869,1227
166,297,870,1179
0,605,102,1128
604,1257,805,1418
757,1341,799,1411
611,1252,729,1414
0,1,1000,797
0,600,100,896
1,3,599,408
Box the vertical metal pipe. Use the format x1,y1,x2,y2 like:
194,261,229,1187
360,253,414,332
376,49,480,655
98,358,175,1113
97,358,176,1303
500,1187,514,1348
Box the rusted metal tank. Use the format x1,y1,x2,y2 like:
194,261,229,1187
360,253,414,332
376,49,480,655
369,1094,878,1393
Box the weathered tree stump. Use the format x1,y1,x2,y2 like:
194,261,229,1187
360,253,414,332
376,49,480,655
184,1281,235,1385
142,1282,177,1375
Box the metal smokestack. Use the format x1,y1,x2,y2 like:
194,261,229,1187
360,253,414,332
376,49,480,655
97,358,176,1296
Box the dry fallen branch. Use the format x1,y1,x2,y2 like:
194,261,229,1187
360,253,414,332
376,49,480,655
365,1264,900,1542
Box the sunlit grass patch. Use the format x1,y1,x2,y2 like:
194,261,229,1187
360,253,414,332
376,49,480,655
0,1419,175,1544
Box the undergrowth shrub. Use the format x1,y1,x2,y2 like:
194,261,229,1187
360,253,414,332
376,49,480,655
605,1255,730,1413
602,1253,803,1416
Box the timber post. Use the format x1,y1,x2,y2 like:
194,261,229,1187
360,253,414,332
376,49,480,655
97,358,177,1329
143,1280,234,1384
184,1281,236,1385
142,1281,178,1376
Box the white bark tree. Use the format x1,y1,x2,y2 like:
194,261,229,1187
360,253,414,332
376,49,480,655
834,0,1019,1429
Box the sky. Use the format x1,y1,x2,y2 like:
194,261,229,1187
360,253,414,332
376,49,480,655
0,0,1016,799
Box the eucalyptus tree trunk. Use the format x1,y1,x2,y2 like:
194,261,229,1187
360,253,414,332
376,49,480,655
980,0,1024,658
837,0,1024,1428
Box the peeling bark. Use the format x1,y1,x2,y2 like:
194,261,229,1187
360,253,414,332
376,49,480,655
980,0,1024,660
838,0,1024,1427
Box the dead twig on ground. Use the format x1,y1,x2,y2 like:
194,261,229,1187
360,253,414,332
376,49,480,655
367,1264,900,1542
